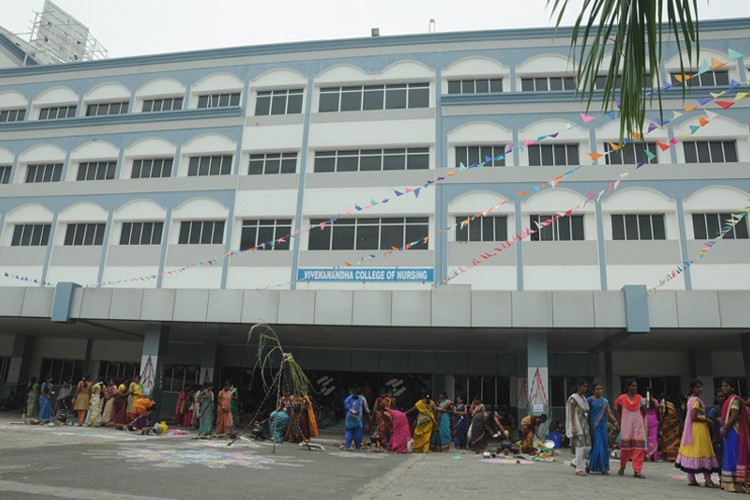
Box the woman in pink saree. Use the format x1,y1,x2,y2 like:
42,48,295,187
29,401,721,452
385,408,410,453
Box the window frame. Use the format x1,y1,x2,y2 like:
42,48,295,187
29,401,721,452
313,148,429,173
178,220,225,245
76,161,117,181
186,155,233,176
85,101,129,117
0,165,11,184
11,224,51,246
248,152,297,175
455,215,508,242
255,88,304,116
197,92,241,109
142,96,184,113
520,76,576,92
529,214,585,241
527,144,580,167
318,82,430,113
611,214,666,240
25,163,63,183
0,108,26,123
308,217,429,251
454,145,507,167
63,223,106,246
683,140,738,164
604,142,659,165
120,221,164,245
447,78,503,95
38,105,77,120
692,213,749,240
240,219,293,250
131,157,173,179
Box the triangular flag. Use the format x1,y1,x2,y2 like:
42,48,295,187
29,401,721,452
715,100,735,110
705,110,719,119
631,132,641,140
354,204,363,211
735,92,748,102
645,150,656,161
580,113,596,123
647,122,659,133
682,104,698,112
588,153,603,160
656,141,670,151
689,125,701,134
673,74,686,83
710,91,725,99
523,139,534,147
728,48,744,61
606,111,617,120
447,171,456,177
671,111,682,120
696,59,711,75
609,142,621,151
670,137,679,145
549,133,559,138
635,162,644,169
413,187,421,198
729,79,741,90
698,116,710,127
710,57,727,70
696,97,712,105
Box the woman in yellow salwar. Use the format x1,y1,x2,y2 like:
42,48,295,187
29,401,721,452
407,392,438,453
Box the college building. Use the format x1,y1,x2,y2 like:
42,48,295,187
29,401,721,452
1,18,749,418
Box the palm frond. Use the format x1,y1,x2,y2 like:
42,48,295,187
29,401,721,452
548,0,701,139
246,323,311,396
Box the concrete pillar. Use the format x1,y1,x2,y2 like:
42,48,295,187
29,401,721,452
690,349,715,406
741,333,750,399
140,324,169,405
199,341,219,385
526,332,549,417
6,335,35,394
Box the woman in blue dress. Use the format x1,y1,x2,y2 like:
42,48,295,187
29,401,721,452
37,375,54,423
453,396,468,449
431,391,453,451
587,383,619,474
197,382,215,436
269,405,290,443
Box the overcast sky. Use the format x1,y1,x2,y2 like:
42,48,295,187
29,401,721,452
1,0,749,59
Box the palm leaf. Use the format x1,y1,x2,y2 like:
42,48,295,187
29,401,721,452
548,0,701,139
246,323,311,396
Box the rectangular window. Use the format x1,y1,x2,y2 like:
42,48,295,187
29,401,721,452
25,163,62,183
0,165,10,184
187,155,233,176
248,152,297,175
455,145,506,167
162,365,200,392
692,213,749,240
11,224,51,246
0,108,26,122
313,148,428,173
98,361,140,382
530,215,584,241
63,223,106,246
308,217,428,251
611,214,666,240
119,222,164,245
178,220,225,245
38,105,76,120
520,76,576,92
131,158,173,179
683,141,738,163
76,161,116,181
142,97,183,112
671,70,730,88
455,215,507,242
604,142,658,165
40,359,84,384
255,89,303,116
197,92,241,109
528,144,580,166
85,101,129,116
447,78,503,94
318,83,429,112
240,219,292,250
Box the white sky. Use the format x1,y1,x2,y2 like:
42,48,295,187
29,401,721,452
1,0,749,59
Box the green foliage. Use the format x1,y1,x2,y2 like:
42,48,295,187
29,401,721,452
548,0,701,139
246,323,311,396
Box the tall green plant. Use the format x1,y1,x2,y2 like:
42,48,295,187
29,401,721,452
246,323,311,397
548,0,701,138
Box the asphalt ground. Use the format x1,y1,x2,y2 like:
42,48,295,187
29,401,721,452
0,412,721,500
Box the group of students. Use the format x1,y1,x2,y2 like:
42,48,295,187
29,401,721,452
174,381,238,436
24,374,157,431
338,388,537,455
564,377,733,490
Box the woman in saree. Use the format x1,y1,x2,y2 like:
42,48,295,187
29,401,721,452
431,391,453,451
587,383,619,475
285,396,311,443
408,392,437,453
385,407,410,453
719,378,750,492
112,383,129,430
37,375,54,423
520,413,547,454
469,406,508,453
304,396,319,438
373,390,394,445
102,379,117,427
198,383,214,436
85,378,105,427
658,394,680,462
215,382,233,435
175,386,188,426
644,389,660,462
127,375,143,421
675,378,720,488
25,377,39,421
453,396,468,449
269,405,290,443
72,376,92,426
614,378,647,478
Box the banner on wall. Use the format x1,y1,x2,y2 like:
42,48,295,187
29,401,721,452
297,267,434,282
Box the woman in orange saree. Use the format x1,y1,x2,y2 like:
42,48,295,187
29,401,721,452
658,394,681,462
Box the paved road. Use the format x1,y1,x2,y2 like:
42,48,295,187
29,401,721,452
0,412,719,499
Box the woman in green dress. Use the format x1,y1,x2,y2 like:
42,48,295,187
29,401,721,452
25,377,40,421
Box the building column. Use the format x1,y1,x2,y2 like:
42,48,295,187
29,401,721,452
6,335,35,394
140,325,169,405
199,341,219,386
526,332,549,417
689,349,715,406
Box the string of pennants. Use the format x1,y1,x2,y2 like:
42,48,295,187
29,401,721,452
1,50,748,290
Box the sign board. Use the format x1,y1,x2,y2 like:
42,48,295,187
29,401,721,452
298,268,433,282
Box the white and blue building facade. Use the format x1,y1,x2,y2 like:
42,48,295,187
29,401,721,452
0,19,749,416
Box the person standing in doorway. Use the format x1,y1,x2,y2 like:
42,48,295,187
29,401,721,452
431,391,453,452
343,388,367,450
567,379,592,476
614,378,647,478
215,381,233,436
37,375,54,424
